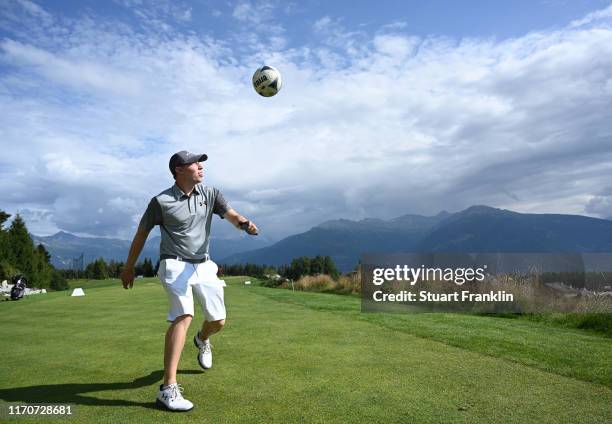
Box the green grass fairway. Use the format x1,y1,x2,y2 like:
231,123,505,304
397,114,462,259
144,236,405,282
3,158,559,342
1,278,611,423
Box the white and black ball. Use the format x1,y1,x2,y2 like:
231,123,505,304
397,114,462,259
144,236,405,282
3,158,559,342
252,65,282,97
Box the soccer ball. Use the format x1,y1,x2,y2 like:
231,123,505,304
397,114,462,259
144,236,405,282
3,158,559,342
252,65,282,97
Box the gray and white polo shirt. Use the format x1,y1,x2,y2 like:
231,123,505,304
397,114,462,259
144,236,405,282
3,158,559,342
138,184,231,260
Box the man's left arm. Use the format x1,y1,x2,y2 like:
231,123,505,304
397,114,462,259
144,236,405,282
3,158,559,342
223,209,259,235
212,187,258,235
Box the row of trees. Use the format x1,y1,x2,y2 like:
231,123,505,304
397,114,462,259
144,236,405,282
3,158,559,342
56,253,341,282
220,256,340,281
280,255,340,280
219,263,276,278
59,257,158,280
0,211,68,290
66,255,340,281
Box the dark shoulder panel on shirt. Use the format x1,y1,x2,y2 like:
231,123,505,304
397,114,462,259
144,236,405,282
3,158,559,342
155,186,176,203
196,185,230,218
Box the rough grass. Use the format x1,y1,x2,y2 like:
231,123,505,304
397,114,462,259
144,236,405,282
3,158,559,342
280,273,360,294
0,277,610,423
273,273,612,336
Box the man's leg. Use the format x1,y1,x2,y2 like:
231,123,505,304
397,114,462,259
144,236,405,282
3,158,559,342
200,319,225,340
192,281,226,369
163,314,192,386
193,319,224,369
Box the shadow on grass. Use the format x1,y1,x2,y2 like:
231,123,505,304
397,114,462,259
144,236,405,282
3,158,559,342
0,369,204,409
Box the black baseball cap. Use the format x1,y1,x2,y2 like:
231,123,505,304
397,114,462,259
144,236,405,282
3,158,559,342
169,150,208,175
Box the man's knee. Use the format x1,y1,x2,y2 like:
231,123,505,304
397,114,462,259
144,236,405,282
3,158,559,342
172,314,193,327
211,319,225,330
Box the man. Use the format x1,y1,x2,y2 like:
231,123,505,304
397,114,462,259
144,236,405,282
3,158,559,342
120,150,258,412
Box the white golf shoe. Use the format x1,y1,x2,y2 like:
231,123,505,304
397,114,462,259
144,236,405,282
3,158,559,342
156,383,194,412
194,331,213,369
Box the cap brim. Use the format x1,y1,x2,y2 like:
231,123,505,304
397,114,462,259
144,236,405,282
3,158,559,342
186,153,208,164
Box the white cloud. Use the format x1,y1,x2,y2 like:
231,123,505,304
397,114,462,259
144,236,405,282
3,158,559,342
373,34,417,58
569,3,612,27
232,1,259,23
16,0,53,23
382,21,408,30
585,189,612,218
1,40,143,96
313,16,334,32
0,2,611,242
312,15,366,54
115,0,193,27
230,0,287,52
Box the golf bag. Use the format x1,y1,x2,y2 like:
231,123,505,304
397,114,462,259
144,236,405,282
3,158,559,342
10,275,27,301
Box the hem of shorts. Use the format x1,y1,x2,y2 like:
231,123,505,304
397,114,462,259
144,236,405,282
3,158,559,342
204,314,227,322
166,312,194,323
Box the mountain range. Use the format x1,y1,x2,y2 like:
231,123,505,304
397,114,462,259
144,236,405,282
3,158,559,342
32,205,612,272
221,205,612,272
31,231,270,269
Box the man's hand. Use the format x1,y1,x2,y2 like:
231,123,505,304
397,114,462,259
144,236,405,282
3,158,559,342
121,267,135,289
121,227,150,289
224,209,259,235
239,220,259,235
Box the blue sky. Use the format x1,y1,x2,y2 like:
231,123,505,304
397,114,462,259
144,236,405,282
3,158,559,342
18,0,612,41
1,0,612,243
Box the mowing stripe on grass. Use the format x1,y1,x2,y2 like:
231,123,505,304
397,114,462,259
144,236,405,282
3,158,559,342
251,284,612,388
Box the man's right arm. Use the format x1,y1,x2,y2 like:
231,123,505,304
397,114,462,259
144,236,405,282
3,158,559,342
121,227,150,289
122,197,162,289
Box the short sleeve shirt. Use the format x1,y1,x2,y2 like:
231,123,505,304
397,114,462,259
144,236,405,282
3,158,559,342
138,184,230,260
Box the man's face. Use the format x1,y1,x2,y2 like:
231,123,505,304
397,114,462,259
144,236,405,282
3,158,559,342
177,161,204,183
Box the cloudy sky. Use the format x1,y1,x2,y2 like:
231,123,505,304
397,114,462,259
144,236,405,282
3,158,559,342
1,0,611,244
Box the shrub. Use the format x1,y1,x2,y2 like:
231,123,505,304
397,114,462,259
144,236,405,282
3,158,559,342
294,275,337,292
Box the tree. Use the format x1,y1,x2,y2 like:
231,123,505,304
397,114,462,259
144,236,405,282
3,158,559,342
0,211,10,228
285,256,311,280
0,260,17,282
141,258,154,277
8,215,37,284
50,269,68,291
311,256,325,274
37,244,51,264
280,255,339,281
86,258,109,280
0,211,62,289
323,256,340,280
0,210,10,266
107,260,123,279
34,244,53,288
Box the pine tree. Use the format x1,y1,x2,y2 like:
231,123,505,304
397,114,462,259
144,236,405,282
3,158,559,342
141,258,154,277
8,215,37,282
323,256,339,280
50,269,68,291
34,244,53,288
37,244,51,263
0,210,12,280
311,255,325,274
92,258,109,280
0,211,62,288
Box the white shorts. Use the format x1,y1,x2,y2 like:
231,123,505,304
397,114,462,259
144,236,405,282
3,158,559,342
158,259,227,322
